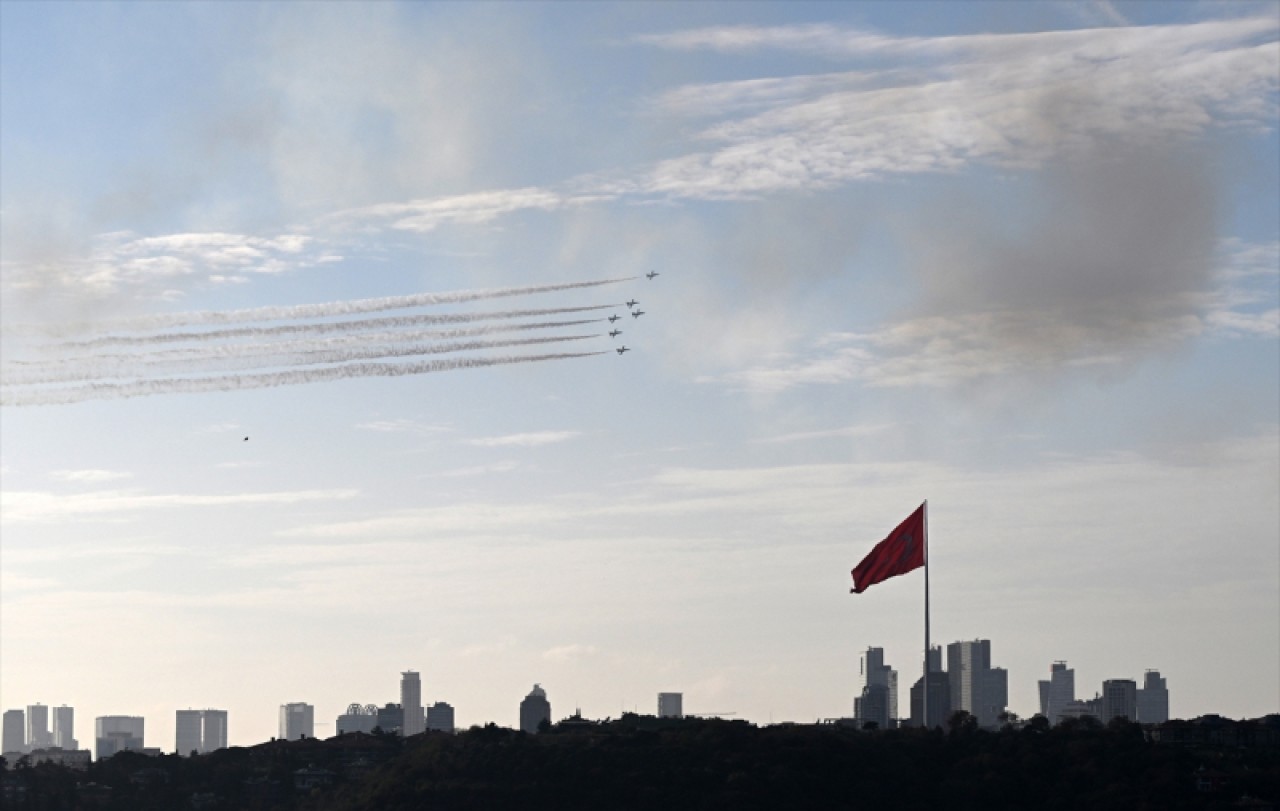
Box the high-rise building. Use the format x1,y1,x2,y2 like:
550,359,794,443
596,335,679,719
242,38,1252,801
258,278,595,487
1038,661,1075,724
856,684,892,730
26,704,52,750
53,706,77,750
336,704,379,735
375,703,403,734
946,640,1008,728
401,671,424,737
279,703,314,741
175,710,228,756
175,710,202,756
426,702,455,733
658,693,683,719
909,671,951,729
855,647,897,728
1101,679,1137,723
95,716,144,760
925,645,943,674
2,709,25,755
520,684,551,733
1137,671,1169,724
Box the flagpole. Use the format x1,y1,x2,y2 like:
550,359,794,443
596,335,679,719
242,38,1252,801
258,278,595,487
923,499,930,729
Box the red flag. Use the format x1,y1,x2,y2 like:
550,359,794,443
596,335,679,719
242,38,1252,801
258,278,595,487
850,503,926,593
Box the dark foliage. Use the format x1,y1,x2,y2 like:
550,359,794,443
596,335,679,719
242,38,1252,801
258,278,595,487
2,717,1276,811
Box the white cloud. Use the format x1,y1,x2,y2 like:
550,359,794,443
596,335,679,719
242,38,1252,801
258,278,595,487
543,643,599,662
465,430,582,448
1,488,359,524
754,424,893,444
355,418,453,436
49,469,134,483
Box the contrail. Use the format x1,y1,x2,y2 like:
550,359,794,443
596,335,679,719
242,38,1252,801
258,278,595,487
6,334,598,385
55,306,618,349
2,351,609,407
37,277,636,335
8,320,605,382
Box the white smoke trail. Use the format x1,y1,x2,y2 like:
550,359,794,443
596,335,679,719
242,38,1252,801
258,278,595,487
2,352,609,407
36,277,635,335
55,306,617,349
6,334,598,385
7,320,605,383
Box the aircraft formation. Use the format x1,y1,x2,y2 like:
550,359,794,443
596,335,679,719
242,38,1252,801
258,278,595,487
611,274,658,357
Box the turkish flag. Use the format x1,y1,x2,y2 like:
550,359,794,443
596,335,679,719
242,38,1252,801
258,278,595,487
850,503,926,593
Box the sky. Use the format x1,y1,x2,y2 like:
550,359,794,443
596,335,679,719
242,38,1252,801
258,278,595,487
1,0,1277,754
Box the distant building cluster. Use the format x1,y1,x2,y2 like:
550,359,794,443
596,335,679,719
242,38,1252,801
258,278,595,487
335,670,454,738
1038,663,1169,725
2,654,1174,763
3,704,81,760
852,641,1167,730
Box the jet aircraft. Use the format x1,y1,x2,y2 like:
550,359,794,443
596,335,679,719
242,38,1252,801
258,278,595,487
646,271,659,279
632,310,645,318
616,346,630,354
608,314,620,323
609,329,621,338
626,299,638,308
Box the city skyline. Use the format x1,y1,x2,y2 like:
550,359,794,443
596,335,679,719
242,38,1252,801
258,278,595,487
1,1,1277,753
2,648,1184,758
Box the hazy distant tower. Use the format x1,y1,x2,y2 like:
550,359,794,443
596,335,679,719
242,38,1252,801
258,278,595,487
1137,671,1169,724
279,703,314,741
1101,679,1138,723
658,693,683,719
520,684,551,733
2,709,24,755
1039,661,1075,724
26,704,52,750
401,671,424,737
856,647,898,725
176,709,228,756
53,706,77,750
946,640,1008,728
95,716,144,760
426,702,455,733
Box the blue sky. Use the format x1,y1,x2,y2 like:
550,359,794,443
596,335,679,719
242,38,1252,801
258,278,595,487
2,1,1277,752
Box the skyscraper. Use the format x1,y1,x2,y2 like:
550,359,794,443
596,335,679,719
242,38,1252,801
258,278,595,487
658,693,683,719
279,703,315,741
1137,670,1169,724
909,671,951,729
26,704,52,750
855,647,897,728
2,709,25,755
1039,661,1075,724
426,702,455,733
1101,679,1138,723
95,716,144,760
946,640,1008,728
401,671,424,737
175,710,203,756
53,706,77,750
520,684,551,733
175,709,228,756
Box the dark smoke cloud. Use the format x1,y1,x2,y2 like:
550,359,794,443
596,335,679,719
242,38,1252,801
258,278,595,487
905,140,1218,360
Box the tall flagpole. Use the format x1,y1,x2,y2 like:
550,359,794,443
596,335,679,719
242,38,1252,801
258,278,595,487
923,499,931,729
